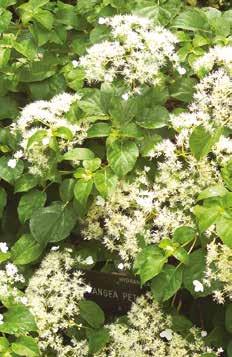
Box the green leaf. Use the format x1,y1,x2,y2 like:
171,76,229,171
63,148,95,161
0,8,12,33
216,216,232,248
173,246,189,265
189,126,221,161
53,126,73,141
30,202,77,244
173,226,196,245
83,158,101,172
134,246,167,285
140,132,162,157
0,48,11,68
0,157,24,184
94,167,118,198
172,9,210,32
193,205,221,233
17,190,47,223
87,122,111,138
0,305,37,334
197,185,227,201
107,140,139,177
183,249,210,297
11,234,44,265
59,178,75,203
136,106,169,129
226,304,232,334
87,328,110,355
151,265,183,302
79,300,105,329
0,187,7,218
109,97,137,127
170,77,197,103
222,160,232,191
12,336,40,357
14,174,39,193
74,179,93,208
0,251,10,264
0,96,18,119
0,337,9,353
56,1,80,28
35,9,54,30
172,315,193,333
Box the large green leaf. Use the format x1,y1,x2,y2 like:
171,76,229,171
94,167,118,198
183,249,212,297
0,305,37,334
151,265,183,302
172,9,210,32
79,300,105,329
107,140,139,177
30,202,77,244
193,205,221,233
170,77,197,103
74,179,93,208
136,106,169,129
0,8,12,33
87,328,110,355
134,246,167,285
17,190,46,223
11,234,44,265
216,216,232,248
189,126,221,161
11,336,40,357
0,96,18,120
0,157,24,184
63,148,95,161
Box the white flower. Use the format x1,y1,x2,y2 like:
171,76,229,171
0,242,8,253
98,17,106,25
217,347,224,354
20,296,28,305
6,263,18,277
193,280,204,292
177,66,186,75
0,314,3,325
84,256,94,265
51,246,60,251
122,93,129,101
14,150,23,159
7,158,17,168
42,137,50,146
72,60,79,68
96,196,105,206
118,263,124,270
160,328,173,341
201,330,207,337
85,285,92,293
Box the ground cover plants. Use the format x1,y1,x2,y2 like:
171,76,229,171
0,0,231,356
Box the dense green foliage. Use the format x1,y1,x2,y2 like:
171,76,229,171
0,0,231,356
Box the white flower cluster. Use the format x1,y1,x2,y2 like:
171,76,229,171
99,294,218,357
204,241,232,304
193,45,232,74
171,69,232,134
11,93,89,176
81,173,155,266
25,249,89,356
0,261,26,305
79,15,183,88
150,138,221,242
